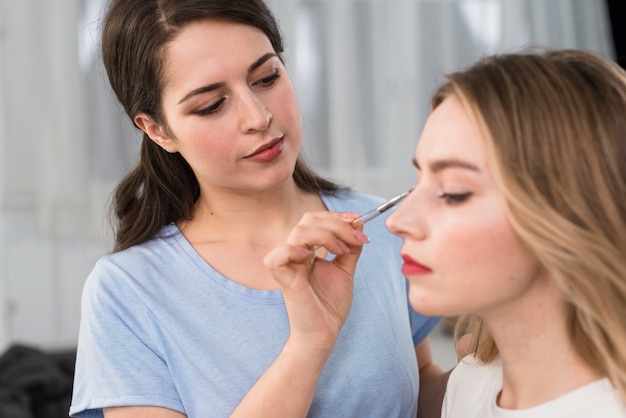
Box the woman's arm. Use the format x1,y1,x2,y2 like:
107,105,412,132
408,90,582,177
415,339,453,418
231,211,367,416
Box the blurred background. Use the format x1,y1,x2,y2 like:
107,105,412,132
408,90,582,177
0,0,621,363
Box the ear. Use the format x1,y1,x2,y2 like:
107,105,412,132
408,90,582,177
134,113,178,153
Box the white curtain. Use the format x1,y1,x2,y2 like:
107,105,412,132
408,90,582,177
272,0,616,197
2,0,616,239
0,0,616,349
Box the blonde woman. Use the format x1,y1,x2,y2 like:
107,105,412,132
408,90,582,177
384,49,626,416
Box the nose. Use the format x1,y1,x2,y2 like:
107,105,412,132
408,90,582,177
385,190,426,240
240,89,272,132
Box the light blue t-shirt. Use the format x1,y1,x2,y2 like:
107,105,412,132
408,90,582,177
70,190,440,417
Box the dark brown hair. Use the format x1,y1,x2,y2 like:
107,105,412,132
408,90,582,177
101,0,342,252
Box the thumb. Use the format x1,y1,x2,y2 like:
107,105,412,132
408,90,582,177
263,245,314,289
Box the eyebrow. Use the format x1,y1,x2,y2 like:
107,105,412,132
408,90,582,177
412,157,480,173
177,52,278,105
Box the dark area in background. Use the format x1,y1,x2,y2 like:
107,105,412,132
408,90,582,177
606,0,625,69
0,345,75,418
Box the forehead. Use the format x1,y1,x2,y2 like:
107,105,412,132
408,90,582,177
162,20,273,88
415,96,487,169
168,19,268,52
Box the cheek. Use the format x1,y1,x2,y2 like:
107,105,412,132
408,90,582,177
443,217,512,284
185,117,233,151
440,212,540,305
176,125,236,172
450,220,507,274
438,200,515,269
273,84,302,130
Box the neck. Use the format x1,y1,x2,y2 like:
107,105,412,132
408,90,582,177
481,279,601,409
181,180,325,245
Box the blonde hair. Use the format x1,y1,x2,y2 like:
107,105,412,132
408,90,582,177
432,48,626,399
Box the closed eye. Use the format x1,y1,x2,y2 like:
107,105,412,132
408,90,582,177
438,192,472,204
195,97,226,116
253,71,281,88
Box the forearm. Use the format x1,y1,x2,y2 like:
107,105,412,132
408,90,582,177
417,364,452,418
230,338,332,417
414,338,453,418
241,211,363,416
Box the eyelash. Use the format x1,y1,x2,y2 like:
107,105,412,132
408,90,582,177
195,98,226,116
438,192,472,204
194,71,281,116
254,71,281,87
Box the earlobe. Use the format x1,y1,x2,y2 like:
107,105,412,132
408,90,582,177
134,113,177,152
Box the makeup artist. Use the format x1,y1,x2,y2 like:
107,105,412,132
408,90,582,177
69,0,441,417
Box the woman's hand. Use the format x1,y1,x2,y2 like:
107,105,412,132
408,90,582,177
263,211,369,353
231,212,369,417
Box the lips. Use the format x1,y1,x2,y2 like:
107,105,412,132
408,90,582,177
245,137,284,158
401,254,432,276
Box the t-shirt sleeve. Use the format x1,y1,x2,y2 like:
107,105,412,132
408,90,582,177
70,260,184,417
409,305,441,346
441,355,500,417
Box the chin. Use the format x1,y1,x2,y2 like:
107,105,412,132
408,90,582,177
408,293,457,317
260,165,298,190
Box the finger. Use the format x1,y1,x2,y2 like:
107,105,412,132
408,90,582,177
331,235,365,278
287,212,367,254
298,211,359,225
263,245,314,288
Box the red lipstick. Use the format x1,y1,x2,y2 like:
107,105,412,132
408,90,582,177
401,254,432,276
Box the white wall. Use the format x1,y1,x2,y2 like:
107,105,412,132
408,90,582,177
0,0,110,351
0,0,9,351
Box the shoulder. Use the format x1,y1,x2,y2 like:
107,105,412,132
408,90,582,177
451,354,501,375
442,355,502,417
453,354,502,386
321,189,386,213
96,224,182,274
563,378,626,417
83,224,186,299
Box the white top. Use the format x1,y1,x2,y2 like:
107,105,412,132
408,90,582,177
443,355,626,418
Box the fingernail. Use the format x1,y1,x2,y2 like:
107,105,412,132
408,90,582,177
336,239,350,253
341,212,360,219
353,230,369,243
297,246,313,255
